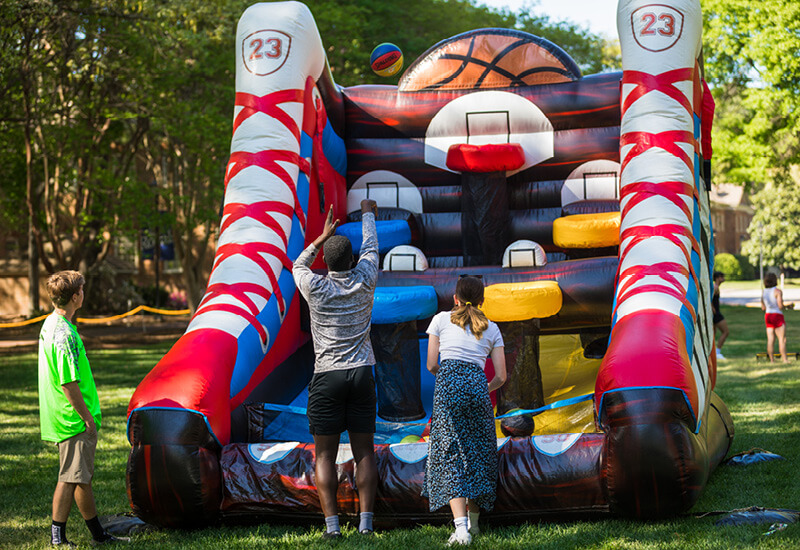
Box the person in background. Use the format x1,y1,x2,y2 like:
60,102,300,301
712,271,729,360
762,272,789,363
423,275,507,546
38,271,129,546
292,199,379,539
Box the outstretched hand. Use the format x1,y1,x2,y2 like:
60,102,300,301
313,206,340,248
361,198,378,216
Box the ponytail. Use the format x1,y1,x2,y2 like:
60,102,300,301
451,275,488,339
450,302,489,340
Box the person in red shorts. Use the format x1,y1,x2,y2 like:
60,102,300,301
761,272,789,363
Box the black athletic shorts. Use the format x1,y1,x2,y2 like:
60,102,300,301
307,365,376,435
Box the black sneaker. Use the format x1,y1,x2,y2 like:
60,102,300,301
322,530,342,540
51,540,77,548
359,528,374,535
91,534,131,545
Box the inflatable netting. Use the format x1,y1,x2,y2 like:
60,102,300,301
127,0,734,527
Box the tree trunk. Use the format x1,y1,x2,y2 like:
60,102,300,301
27,220,40,315
174,226,205,314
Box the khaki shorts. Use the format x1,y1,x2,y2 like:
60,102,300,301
57,429,96,484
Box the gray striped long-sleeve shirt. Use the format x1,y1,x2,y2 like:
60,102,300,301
292,212,378,373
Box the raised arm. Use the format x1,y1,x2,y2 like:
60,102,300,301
312,206,340,250
356,199,379,282
293,206,339,295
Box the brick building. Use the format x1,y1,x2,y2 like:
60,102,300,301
710,183,753,255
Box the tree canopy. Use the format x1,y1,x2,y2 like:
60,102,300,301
741,180,800,271
313,0,618,84
703,0,800,186
0,0,616,313
702,0,800,271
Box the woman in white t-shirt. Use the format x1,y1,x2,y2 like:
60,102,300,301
421,276,506,546
762,272,789,363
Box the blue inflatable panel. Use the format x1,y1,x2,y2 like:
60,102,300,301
336,220,412,254
372,285,438,324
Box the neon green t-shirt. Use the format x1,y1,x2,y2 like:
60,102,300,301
38,313,101,442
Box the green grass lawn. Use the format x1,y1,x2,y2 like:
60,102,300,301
1,307,798,549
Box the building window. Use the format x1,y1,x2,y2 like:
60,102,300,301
712,211,725,231
115,236,139,265
164,258,183,274
735,213,750,233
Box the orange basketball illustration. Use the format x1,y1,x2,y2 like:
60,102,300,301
399,28,582,92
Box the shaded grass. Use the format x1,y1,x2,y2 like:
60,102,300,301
1,313,799,549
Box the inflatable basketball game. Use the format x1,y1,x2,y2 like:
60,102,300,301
127,0,734,527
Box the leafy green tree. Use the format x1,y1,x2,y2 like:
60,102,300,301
131,0,243,310
703,0,800,186
0,35,30,306
0,0,617,315
733,253,756,280
703,1,800,278
313,0,616,86
714,253,743,280
741,182,800,272
0,0,235,312
513,8,617,75
0,1,154,313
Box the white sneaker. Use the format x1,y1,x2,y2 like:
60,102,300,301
716,348,726,360
447,530,472,546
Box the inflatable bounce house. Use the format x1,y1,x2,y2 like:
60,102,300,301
127,0,734,527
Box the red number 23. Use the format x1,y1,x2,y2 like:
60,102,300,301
249,37,282,60
641,13,676,36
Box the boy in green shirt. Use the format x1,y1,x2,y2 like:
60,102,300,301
38,270,127,546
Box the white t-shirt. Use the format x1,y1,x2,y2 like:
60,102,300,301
763,287,782,314
426,311,504,369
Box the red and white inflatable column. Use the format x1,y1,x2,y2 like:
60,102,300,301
596,0,713,517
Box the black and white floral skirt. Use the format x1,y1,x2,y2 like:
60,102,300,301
422,358,497,512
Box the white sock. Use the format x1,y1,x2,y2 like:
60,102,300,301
359,512,373,532
325,515,340,534
454,515,469,537
468,510,480,534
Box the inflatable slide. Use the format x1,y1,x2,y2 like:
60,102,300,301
127,0,734,527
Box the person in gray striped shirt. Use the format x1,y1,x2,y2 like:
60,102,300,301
292,199,379,538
